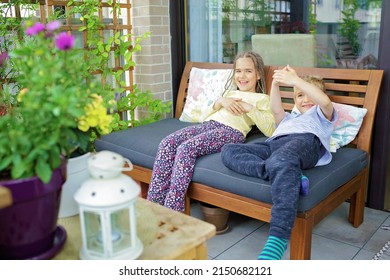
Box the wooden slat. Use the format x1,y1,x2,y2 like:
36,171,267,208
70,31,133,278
275,66,372,81
325,83,367,93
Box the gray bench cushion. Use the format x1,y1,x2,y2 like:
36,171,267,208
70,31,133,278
95,118,194,168
95,118,368,212
193,147,367,212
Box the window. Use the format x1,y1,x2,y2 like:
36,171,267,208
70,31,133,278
186,0,382,69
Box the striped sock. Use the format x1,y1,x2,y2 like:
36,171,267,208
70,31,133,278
300,175,310,196
257,235,288,260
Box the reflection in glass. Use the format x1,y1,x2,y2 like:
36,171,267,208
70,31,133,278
187,0,382,69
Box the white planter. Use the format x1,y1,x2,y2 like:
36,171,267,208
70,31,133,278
59,152,91,218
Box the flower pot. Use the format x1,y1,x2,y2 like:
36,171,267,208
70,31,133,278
200,203,230,234
59,152,91,218
0,164,67,260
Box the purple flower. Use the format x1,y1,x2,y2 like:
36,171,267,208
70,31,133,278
46,20,61,31
45,20,62,38
55,32,75,51
26,22,45,36
0,52,9,68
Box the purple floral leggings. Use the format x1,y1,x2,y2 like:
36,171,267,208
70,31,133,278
147,120,245,212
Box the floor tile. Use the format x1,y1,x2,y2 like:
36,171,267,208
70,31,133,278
190,200,390,260
310,234,360,260
363,216,390,252
313,202,389,247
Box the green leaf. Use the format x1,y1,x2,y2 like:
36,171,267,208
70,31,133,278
36,158,52,184
0,156,12,171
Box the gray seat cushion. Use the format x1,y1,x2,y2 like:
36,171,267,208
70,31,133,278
95,118,194,168
193,147,367,212
95,118,368,212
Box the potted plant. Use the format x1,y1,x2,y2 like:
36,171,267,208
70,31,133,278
245,0,273,34
338,0,362,58
45,0,169,217
0,19,114,259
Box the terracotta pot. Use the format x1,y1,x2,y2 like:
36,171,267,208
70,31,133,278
0,163,67,259
200,203,230,234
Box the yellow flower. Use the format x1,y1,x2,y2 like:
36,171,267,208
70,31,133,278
17,88,28,102
78,93,113,134
77,117,90,132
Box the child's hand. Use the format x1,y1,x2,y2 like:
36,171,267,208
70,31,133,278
216,97,246,115
272,65,299,86
238,100,254,112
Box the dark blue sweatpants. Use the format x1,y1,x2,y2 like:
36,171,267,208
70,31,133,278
221,133,321,240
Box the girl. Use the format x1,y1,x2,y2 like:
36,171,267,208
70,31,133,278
147,51,275,212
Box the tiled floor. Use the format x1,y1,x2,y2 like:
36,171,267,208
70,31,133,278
189,201,390,260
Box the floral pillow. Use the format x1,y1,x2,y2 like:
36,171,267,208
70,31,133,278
292,102,367,152
329,102,367,152
179,67,233,122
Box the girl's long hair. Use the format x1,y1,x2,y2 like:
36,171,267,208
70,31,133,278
224,51,267,94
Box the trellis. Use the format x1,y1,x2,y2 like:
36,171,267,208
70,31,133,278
1,0,134,92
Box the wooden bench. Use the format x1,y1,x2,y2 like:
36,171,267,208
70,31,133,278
95,61,383,259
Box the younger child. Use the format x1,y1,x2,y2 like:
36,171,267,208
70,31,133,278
221,65,336,260
147,51,275,212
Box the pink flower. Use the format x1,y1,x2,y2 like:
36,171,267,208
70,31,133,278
55,32,75,51
45,20,62,38
26,22,45,36
46,20,61,31
0,52,9,68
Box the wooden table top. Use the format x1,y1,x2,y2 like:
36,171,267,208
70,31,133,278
55,198,216,260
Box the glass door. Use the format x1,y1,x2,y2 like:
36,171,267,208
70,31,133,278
186,0,382,69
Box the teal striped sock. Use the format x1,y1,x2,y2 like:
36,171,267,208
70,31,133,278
257,235,288,260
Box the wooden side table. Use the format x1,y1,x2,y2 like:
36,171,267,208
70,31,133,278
55,198,216,260
0,186,12,209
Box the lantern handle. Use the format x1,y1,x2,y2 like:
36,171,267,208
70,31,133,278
122,158,133,171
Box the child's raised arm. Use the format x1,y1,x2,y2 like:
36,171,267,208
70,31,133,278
270,67,287,125
273,65,334,120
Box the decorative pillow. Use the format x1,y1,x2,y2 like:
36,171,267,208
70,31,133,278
292,103,367,152
330,102,367,152
179,67,233,122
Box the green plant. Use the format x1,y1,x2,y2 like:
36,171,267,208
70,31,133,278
0,1,171,182
222,0,237,25
246,0,273,27
66,0,171,132
0,20,114,183
309,2,317,35
114,84,172,129
339,0,362,57
0,1,38,88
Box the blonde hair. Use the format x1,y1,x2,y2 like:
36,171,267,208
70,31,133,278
294,75,326,95
224,51,266,94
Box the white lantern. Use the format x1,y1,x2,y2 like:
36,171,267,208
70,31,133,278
74,150,143,260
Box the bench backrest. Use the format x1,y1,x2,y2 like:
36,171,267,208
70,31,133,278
176,61,384,154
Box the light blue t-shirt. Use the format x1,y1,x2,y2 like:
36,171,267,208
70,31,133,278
266,106,337,166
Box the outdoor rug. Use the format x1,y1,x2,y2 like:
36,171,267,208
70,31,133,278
372,224,390,260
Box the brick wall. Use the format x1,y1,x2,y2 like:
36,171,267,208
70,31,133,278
131,0,173,118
